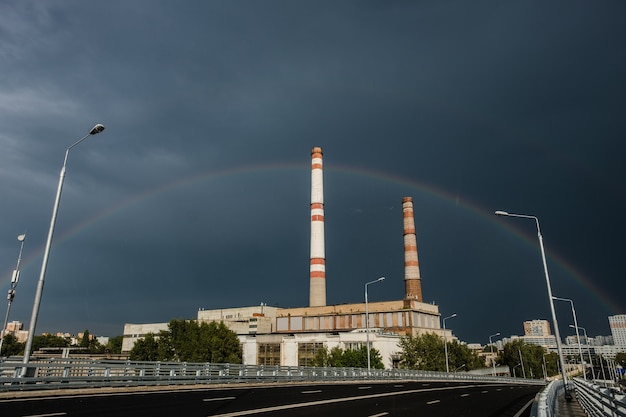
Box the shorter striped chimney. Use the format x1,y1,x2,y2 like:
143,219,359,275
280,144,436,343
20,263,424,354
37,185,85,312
402,197,423,302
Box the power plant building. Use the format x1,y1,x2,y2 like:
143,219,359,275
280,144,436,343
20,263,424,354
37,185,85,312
122,147,449,369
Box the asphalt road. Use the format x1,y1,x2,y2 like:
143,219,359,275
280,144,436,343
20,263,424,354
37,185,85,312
0,381,542,417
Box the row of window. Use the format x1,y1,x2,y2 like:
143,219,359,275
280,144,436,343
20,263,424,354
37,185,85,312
258,342,328,367
276,311,439,332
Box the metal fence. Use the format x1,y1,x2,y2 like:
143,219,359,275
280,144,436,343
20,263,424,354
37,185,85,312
0,358,544,392
573,378,626,417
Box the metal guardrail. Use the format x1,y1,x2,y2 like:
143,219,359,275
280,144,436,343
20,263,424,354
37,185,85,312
573,377,626,417
0,358,544,392
530,379,564,417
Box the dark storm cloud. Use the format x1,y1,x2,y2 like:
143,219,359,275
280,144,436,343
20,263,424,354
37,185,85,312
0,1,624,345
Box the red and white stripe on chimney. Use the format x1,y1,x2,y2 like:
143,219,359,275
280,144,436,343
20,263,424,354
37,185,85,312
309,147,326,307
402,197,423,302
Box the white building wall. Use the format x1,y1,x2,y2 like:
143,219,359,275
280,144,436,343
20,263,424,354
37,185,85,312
609,315,626,346
241,336,257,365
281,338,299,367
122,322,168,352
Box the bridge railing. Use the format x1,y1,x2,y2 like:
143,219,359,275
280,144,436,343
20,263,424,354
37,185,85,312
0,358,544,392
572,377,626,417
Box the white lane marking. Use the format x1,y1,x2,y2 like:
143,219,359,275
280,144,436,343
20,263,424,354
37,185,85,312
205,384,502,417
24,413,67,417
393,384,404,388
301,390,322,394
369,413,389,417
203,397,236,402
512,398,536,417
460,393,470,397
358,386,372,390
481,390,489,393
427,399,441,405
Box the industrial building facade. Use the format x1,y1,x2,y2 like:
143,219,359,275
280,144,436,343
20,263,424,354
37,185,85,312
123,300,447,369
122,147,451,369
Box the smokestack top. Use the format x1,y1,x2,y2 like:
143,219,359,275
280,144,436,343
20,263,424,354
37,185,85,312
402,196,413,203
312,147,323,155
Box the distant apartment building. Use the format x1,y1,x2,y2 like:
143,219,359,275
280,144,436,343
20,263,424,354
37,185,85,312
523,319,551,337
608,315,626,346
1,320,29,343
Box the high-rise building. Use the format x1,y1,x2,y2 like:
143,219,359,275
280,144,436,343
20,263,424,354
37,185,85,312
608,314,626,346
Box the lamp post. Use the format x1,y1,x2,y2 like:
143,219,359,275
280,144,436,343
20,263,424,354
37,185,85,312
570,324,596,380
495,211,570,398
443,313,457,373
553,296,586,380
598,353,607,381
21,124,105,374
489,332,500,376
0,234,26,356
518,348,527,379
365,276,385,376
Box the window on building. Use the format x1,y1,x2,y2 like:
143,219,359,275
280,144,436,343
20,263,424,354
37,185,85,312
258,343,281,366
298,342,324,367
345,342,365,351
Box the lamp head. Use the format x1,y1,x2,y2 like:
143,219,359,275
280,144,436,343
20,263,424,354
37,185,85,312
495,210,509,216
89,124,105,135
17,234,26,242
378,276,385,282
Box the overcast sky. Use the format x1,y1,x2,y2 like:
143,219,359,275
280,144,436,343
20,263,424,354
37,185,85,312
1,1,624,345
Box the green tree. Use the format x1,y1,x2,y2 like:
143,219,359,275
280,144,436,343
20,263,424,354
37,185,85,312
398,333,485,372
31,334,70,353
129,333,161,361
446,340,485,371
0,333,24,356
78,329,104,353
498,340,554,379
398,333,445,371
128,320,242,363
79,330,91,348
105,335,124,354
544,352,559,378
311,345,383,369
615,352,626,368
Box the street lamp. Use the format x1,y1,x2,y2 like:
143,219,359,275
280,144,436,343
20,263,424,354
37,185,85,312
0,234,27,356
489,332,500,376
495,211,570,398
21,124,105,374
553,296,586,380
365,276,385,376
443,313,457,373
569,324,596,380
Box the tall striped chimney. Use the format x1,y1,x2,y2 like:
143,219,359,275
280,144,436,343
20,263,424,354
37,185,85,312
309,147,326,307
402,197,423,302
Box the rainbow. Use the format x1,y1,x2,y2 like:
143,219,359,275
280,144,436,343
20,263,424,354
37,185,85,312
1,162,619,314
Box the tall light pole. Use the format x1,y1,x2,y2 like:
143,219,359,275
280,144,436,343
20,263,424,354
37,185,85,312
21,124,105,374
570,324,596,380
489,332,500,376
553,296,586,380
0,234,26,356
495,211,570,398
443,313,457,373
365,276,385,376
